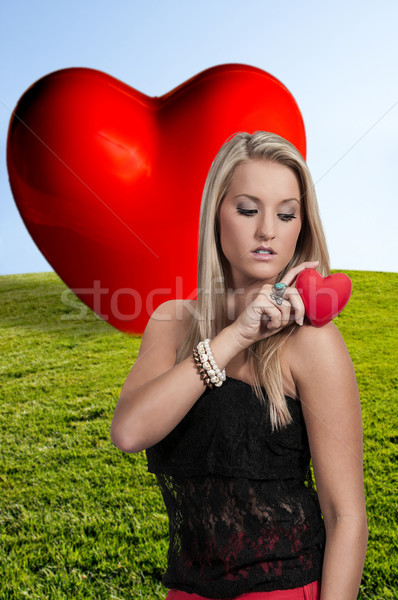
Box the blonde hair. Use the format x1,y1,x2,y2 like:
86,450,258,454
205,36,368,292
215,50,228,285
176,131,330,429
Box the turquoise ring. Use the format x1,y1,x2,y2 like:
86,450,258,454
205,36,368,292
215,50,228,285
270,282,287,306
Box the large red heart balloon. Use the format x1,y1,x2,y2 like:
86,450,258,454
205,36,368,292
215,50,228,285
296,269,352,327
7,64,306,334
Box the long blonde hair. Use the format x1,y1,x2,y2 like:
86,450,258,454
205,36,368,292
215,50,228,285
176,131,330,428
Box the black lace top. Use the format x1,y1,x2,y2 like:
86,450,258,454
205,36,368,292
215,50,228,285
146,376,325,598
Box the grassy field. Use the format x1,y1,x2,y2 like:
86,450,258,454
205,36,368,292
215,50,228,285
0,270,397,599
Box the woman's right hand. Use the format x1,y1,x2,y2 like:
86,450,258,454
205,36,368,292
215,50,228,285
230,261,319,347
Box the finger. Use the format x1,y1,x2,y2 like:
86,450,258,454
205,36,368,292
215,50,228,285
279,300,292,327
284,287,305,325
260,302,283,330
249,294,283,328
281,261,319,287
268,293,292,327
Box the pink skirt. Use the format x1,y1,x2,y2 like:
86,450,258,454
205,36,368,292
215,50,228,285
165,579,321,600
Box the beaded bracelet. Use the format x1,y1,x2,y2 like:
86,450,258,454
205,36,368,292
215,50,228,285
193,347,214,388
201,339,226,382
192,338,225,389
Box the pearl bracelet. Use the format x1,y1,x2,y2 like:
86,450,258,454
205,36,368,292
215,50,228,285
202,339,226,382
193,338,225,388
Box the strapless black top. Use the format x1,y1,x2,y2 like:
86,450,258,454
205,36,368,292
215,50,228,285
146,376,325,598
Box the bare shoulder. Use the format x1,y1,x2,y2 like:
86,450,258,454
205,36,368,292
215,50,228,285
285,320,357,399
150,298,195,339
292,320,343,342
119,299,197,396
285,321,355,385
149,298,195,318
289,321,349,360
149,298,197,350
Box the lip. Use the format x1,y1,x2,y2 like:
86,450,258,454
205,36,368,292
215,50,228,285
251,251,277,261
252,245,276,254
250,246,276,262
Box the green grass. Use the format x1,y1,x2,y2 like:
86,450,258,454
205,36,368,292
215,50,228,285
0,270,397,599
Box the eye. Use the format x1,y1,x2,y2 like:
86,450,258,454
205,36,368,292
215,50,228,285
278,213,297,222
236,208,257,217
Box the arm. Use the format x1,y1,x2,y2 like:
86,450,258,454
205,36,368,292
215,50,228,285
288,322,368,600
110,300,249,453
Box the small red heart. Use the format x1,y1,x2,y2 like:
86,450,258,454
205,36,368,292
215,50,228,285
7,64,306,334
296,269,352,327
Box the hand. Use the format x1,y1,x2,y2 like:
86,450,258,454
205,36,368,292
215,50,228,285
230,261,319,347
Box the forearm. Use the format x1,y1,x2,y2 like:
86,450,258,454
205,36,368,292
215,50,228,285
111,324,249,453
320,515,368,600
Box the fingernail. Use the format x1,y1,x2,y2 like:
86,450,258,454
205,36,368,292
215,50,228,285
298,318,304,326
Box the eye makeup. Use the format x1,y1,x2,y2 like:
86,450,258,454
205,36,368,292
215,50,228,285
236,208,297,222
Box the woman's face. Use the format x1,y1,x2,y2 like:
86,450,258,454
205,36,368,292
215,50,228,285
218,159,303,289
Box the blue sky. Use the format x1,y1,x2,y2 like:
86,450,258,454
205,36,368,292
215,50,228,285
1,0,397,274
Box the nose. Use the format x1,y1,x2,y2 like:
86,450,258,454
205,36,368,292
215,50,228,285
257,211,276,241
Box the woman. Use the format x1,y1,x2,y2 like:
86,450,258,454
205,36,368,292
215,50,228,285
111,132,368,599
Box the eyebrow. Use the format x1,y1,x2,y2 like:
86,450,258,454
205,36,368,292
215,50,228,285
233,194,300,205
